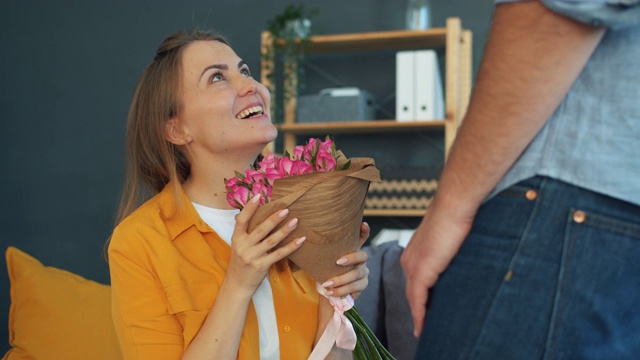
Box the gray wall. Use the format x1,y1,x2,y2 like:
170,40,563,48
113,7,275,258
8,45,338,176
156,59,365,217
0,0,494,353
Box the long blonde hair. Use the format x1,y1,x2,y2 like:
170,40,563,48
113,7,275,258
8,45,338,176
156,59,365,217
105,31,229,254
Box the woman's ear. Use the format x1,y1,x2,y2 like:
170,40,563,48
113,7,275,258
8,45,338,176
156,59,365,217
164,119,192,145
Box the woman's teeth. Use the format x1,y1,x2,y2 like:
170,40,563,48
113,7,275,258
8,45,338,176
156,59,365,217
237,105,264,119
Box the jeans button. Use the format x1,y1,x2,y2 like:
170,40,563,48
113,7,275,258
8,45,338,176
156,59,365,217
573,210,587,223
525,189,538,200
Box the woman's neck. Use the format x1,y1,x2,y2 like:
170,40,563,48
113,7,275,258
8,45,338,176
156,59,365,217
183,154,256,209
182,176,230,209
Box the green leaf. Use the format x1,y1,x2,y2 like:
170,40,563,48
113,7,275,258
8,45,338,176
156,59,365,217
341,159,351,171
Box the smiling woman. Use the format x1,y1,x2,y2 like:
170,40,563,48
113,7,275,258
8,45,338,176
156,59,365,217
105,30,370,360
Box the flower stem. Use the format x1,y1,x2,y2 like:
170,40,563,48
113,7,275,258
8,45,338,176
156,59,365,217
345,306,397,360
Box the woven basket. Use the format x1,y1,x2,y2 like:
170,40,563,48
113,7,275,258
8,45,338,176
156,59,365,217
248,153,381,283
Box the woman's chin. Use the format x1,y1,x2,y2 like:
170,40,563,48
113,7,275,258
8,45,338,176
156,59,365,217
262,124,278,143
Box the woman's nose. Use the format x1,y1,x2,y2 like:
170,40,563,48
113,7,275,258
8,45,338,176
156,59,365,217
237,76,257,96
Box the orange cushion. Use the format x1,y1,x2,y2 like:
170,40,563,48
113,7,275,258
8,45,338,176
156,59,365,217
3,246,122,360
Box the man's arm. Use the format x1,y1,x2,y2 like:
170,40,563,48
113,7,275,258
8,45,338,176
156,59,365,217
401,0,605,338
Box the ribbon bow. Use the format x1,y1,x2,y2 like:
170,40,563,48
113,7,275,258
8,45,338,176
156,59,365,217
308,283,357,359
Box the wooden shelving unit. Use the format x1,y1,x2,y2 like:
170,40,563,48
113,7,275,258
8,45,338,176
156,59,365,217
261,18,472,217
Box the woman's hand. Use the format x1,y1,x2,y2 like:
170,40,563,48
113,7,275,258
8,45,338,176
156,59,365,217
321,222,371,300
226,194,307,294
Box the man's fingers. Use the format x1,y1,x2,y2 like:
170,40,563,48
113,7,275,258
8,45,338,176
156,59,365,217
406,279,428,338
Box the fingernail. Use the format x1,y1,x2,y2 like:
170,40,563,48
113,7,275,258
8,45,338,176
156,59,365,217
252,194,261,203
363,222,369,227
288,218,298,228
278,209,289,217
322,280,334,288
325,290,334,296
295,236,306,245
336,258,348,265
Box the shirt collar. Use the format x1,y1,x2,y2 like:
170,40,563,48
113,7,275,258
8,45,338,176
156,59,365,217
157,181,212,240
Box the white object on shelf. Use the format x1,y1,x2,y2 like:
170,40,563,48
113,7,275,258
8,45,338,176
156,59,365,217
415,49,444,121
396,51,415,122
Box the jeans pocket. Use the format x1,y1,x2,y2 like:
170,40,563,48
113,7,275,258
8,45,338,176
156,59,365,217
473,184,538,240
547,208,640,359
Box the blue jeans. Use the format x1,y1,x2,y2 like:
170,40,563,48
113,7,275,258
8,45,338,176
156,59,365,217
414,176,640,360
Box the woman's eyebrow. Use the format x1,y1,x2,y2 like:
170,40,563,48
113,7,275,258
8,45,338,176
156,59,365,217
238,60,247,68
200,64,228,80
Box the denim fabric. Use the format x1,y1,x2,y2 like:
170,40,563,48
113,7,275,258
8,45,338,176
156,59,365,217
414,176,640,360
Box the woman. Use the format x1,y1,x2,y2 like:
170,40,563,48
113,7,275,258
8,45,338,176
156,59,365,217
107,30,369,360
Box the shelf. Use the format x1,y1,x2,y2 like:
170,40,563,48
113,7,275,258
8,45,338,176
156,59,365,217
364,209,426,217
277,119,448,135
276,29,448,55
262,17,473,219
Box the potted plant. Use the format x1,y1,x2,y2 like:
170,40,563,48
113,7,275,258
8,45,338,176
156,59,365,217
263,4,319,123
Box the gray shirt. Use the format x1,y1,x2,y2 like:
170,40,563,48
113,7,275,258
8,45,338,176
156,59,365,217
490,0,640,206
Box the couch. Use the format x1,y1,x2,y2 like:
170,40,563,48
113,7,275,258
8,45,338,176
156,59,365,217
4,242,416,360
3,246,122,360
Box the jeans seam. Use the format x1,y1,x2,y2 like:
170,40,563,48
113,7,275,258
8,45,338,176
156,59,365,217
542,210,576,360
580,211,640,238
468,179,546,358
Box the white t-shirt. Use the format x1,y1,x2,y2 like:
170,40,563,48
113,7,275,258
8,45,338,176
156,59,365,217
192,203,280,360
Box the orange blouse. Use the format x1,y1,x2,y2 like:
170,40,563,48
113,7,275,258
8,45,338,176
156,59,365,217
108,183,319,359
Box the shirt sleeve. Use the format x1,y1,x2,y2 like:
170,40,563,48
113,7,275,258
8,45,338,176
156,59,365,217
494,0,640,29
109,228,184,360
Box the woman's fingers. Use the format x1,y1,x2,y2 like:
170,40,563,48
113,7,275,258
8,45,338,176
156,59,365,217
233,194,262,237
255,214,298,253
233,196,304,265
336,248,368,267
323,265,369,299
321,249,370,298
262,235,307,265
358,222,370,246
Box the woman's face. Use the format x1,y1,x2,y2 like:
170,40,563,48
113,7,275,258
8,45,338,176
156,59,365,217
175,40,276,160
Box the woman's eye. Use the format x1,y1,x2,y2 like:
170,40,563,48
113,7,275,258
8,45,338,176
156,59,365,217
210,72,223,82
241,68,252,77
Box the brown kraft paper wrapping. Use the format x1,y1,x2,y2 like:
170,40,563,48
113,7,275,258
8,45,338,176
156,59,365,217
248,153,381,283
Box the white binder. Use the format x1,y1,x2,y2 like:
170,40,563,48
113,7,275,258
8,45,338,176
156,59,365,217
396,50,444,122
395,51,415,122
414,50,444,121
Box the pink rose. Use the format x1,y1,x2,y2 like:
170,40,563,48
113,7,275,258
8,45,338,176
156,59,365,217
258,153,279,172
292,145,306,161
226,181,251,209
315,150,337,171
304,138,319,160
319,138,334,154
250,181,268,205
276,156,295,177
263,167,281,185
290,160,314,175
245,169,266,184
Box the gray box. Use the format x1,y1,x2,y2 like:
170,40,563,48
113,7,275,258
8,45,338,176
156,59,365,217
296,88,376,123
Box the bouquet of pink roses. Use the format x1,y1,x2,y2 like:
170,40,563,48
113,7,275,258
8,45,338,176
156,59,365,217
225,137,349,209
225,137,395,360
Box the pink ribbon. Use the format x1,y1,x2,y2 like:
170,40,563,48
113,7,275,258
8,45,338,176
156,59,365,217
308,283,357,360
